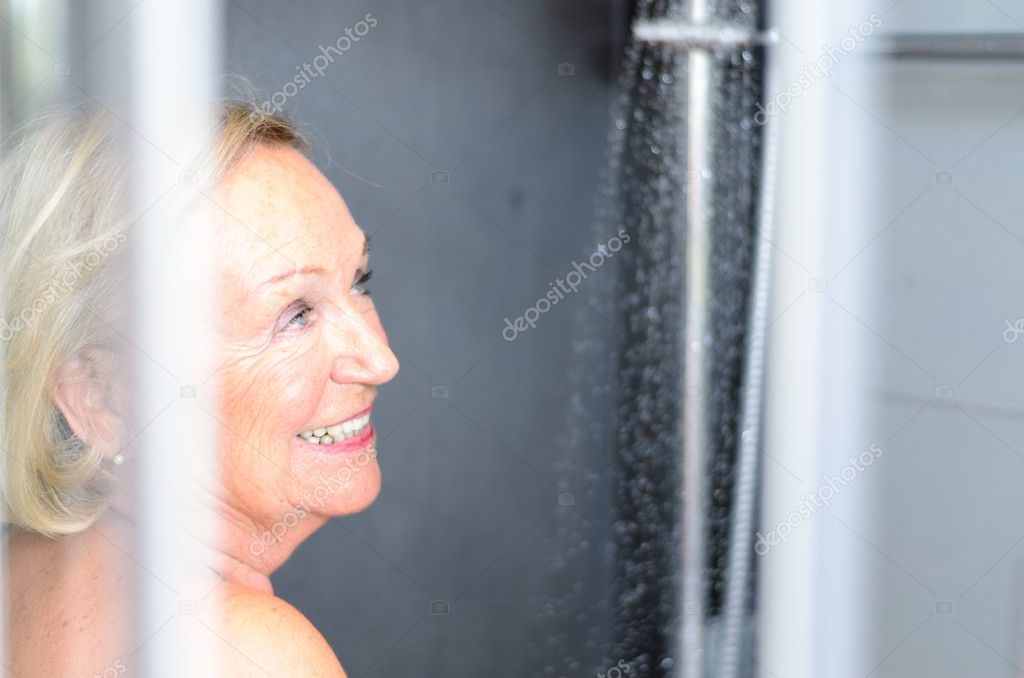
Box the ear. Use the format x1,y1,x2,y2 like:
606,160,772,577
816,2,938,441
49,347,126,461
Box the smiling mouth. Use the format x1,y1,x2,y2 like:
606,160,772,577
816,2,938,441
297,408,371,444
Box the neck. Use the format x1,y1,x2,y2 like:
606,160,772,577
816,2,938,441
105,480,330,597
208,499,331,594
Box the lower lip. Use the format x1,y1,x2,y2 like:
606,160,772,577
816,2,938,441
295,424,375,454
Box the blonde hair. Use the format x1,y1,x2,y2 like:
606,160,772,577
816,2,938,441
0,97,307,536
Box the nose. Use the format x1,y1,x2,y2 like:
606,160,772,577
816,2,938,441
325,299,400,386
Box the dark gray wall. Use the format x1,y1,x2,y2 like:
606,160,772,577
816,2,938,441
225,2,627,675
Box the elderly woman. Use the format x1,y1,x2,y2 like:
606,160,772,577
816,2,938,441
0,101,398,676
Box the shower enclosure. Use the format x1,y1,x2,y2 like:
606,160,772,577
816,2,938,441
583,0,1024,676
587,1,768,676
1,0,1023,677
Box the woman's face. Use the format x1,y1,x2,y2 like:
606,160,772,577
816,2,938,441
209,143,399,534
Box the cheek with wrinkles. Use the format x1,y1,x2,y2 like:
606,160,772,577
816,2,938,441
221,342,323,437
217,345,324,510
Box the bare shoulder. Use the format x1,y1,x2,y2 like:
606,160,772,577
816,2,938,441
216,585,347,678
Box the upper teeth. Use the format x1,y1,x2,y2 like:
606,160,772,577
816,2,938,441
299,413,370,444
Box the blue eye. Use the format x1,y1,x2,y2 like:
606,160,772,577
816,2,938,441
284,302,312,330
351,269,373,295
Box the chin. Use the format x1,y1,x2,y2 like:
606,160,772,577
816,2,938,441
288,439,383,518
319,463,381,517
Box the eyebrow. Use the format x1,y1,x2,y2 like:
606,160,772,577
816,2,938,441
259,236,370,287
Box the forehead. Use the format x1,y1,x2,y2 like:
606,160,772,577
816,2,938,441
208,144,362,277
